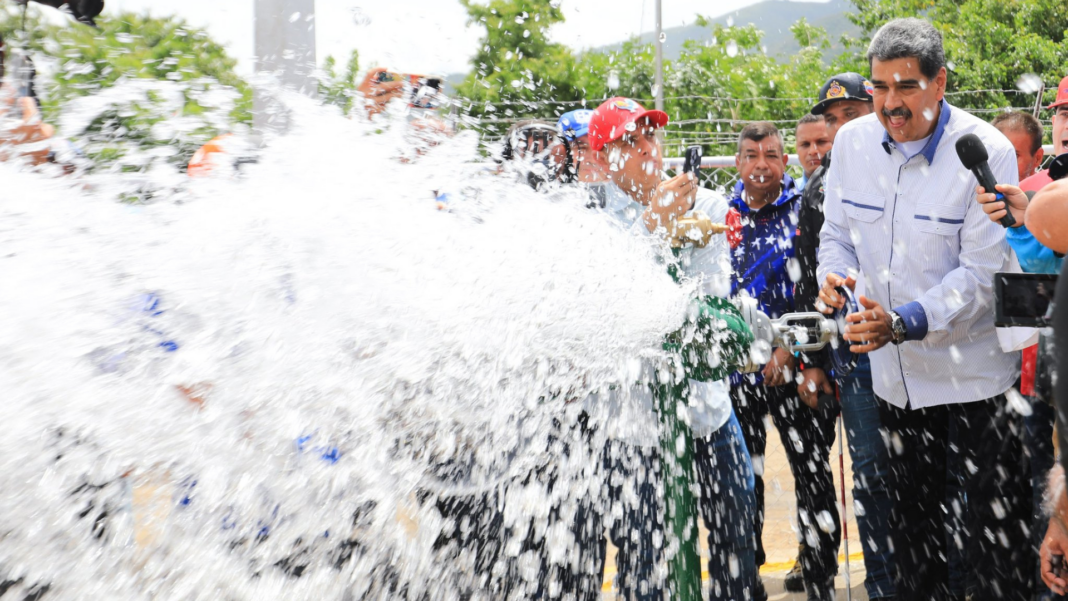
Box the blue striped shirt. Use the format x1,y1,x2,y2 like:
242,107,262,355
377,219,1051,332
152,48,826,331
817,101,1020,408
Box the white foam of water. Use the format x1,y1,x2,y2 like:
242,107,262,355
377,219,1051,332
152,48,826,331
0,93,695,599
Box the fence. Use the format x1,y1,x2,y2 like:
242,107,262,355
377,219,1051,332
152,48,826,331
661,144,1060,193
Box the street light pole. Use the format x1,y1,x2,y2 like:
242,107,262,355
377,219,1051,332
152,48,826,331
654,0,665,112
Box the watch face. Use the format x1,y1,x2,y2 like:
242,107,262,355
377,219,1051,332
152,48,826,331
892,314,907,342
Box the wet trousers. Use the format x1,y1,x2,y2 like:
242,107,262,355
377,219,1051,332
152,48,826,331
877,393,1033,601
731,381,841,585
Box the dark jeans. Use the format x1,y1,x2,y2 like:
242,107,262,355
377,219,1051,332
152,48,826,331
878,393,1033,601
732,380,840,585
838,355,895,599
567,411,757,601
696,411,758,600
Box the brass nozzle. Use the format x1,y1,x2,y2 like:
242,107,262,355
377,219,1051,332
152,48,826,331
666,211,729,248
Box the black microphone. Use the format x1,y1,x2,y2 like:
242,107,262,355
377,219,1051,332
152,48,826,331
956,133,1016,227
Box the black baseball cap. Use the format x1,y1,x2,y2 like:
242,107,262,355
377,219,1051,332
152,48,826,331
811,72,874,115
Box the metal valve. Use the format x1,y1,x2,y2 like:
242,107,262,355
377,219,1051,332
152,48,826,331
666,211,729,249
735,288,860,377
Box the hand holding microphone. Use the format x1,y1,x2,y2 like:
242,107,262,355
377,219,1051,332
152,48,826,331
956,133,1017,227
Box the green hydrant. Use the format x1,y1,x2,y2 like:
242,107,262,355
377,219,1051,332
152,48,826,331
658,266,755,599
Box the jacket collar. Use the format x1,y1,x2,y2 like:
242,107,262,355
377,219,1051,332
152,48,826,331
730,174,799,213
881,99,952,164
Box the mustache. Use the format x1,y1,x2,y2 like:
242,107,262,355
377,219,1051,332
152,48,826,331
882,107,912,120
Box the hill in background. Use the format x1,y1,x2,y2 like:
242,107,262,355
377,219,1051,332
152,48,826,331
593,0,859,60
444,0,859,92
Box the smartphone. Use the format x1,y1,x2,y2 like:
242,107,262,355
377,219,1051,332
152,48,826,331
682,145,703,174
994,272,1057,327
376,71,405,84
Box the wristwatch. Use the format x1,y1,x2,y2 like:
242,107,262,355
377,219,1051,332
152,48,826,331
888,310,907,345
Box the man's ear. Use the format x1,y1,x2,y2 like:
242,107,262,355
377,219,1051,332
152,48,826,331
934,66,948,99
735,153,741,169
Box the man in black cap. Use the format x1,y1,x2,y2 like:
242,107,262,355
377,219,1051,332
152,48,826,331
792,72,897,601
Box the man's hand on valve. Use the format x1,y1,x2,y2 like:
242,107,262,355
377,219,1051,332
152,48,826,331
844,296,893,353
797,367,833,409
762,347,794,387
642,172,697,232
816,272,856,314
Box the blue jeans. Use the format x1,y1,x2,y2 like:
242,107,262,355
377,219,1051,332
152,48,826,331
695,410,758,600
838,355,895,599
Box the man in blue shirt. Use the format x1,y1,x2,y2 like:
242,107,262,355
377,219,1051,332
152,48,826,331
727,121,840,600
817,18,1031,600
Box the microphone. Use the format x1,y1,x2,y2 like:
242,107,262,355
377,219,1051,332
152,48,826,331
956,133,1016,227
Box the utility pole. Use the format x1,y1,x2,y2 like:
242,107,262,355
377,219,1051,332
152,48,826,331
253,0,317,135
653,0,665,112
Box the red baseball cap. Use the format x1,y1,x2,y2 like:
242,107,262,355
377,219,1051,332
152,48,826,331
588,97,669,151
1048,75,1068,110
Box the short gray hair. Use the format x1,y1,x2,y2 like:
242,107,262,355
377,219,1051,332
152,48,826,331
867,18,945,80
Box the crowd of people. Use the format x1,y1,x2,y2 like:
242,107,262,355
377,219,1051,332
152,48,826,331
334,14,1068,601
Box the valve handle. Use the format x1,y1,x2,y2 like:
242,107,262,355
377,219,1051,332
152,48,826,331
826,286,860,378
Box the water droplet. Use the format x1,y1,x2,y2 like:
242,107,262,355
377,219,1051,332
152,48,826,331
288,12,301,23
659,32,667,43
650,83,660,97
523,29,530,38
726,16,734,27
947,60,956,71
510,80,522,88
1017,73,1043,94
725,40,739,58
923,107,935,121
607,71,620,90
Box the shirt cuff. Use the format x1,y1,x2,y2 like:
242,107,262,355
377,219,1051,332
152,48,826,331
893,301,928,341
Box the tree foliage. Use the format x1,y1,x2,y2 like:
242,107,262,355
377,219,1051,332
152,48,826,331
455,0,583,127
319,49,361,115
845,0,1068,110
455,0,1068,159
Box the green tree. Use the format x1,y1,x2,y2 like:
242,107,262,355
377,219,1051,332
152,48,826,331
455,0,584,127
842,0,1068,111
42,12,252,123
0,8,251,177
319,49,361,115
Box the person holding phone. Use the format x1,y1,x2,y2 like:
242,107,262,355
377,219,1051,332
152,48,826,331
356,67,406,118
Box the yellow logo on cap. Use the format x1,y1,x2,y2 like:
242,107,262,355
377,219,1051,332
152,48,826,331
826,81,846,99
613,98,641,112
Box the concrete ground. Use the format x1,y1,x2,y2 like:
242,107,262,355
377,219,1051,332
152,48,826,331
603,415,870,599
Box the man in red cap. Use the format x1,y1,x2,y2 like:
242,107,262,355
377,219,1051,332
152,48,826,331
583,96,760,601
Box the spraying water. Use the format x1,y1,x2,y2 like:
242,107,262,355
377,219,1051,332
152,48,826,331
0,93,702,599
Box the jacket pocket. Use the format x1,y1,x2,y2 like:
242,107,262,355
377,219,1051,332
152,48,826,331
841,189,886,223
913,202,966,236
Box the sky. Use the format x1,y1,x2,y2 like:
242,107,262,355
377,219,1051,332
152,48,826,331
90,0,828,78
